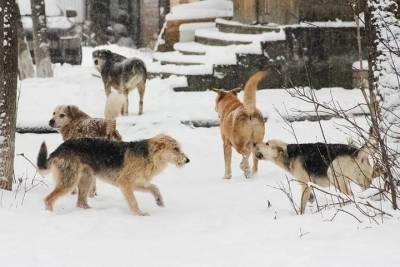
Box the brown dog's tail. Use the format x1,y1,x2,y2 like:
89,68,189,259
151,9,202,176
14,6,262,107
37,142,50,176
243,71,268,114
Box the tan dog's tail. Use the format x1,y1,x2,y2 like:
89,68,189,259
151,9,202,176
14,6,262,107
243,71,268,114
37,142,50,176
358,127,378,159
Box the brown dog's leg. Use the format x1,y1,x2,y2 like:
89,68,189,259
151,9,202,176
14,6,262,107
44,187,71,211
292,161,311,214
238,144,252,178
299,184,311,215
136,183,164,207
240,154,251,178
223,140,232,179
77,170,94,209
138,81,145,115
252,153,259,176
118,179,148,216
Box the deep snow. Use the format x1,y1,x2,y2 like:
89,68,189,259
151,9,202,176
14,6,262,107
1,46,399,267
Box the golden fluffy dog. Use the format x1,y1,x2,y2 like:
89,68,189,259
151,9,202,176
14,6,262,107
49,105,122,141
255,138,378,214
210,71,268,179
37,134,190,216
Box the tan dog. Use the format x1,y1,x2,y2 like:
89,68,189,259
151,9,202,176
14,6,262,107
254,138,378,214
49,105,122,141
211,71,267,179
37,134,190,215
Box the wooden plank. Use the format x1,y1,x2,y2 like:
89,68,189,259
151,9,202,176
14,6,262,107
234,0,257,24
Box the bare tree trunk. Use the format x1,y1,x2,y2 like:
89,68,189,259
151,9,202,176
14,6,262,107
16,2,35,79
364,0,398,210
0,0,18,191
30,0,53,78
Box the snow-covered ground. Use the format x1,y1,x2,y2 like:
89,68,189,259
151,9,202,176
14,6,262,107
1,46,399,267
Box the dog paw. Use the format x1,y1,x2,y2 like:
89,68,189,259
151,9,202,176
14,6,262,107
89,191,97,198
223,174,232,179
44,201,53,212
244,171,252,179
156,197,165,207
77,202,91,209
135,211,149,216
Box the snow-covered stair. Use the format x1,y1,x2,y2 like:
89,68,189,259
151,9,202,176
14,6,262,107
153,51,208,65
148,62,213,76
173,42,210,55
150,18,287,91
195,27,285,46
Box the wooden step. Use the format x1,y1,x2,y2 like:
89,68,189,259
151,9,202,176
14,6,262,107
216,18,280,34
194,27,285,46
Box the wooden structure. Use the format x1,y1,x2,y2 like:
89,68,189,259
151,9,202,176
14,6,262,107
234,0,354,25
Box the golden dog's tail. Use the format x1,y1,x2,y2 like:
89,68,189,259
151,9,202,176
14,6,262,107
243,71,268,114
37,142,50,176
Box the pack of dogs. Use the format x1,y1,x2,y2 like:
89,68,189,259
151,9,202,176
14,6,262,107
37,49,382,216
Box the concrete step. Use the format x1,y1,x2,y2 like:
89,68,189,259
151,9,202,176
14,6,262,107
153,51,207,65
174,42,210,55
216,18,280,34
148,62,213,77
194,27,285,46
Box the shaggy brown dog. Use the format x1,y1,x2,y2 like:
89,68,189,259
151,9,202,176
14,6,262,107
254,137,378,214
211,71,268,179
49,105,122,141
37,134,190,216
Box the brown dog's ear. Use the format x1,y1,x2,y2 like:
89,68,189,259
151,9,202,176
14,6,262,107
67,105,89,120
150,140,166,154
209,88,225,93
230,87,242,95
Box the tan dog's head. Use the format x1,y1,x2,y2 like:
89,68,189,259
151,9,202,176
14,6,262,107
49,105,89,129
254,139,288,161
92,49,111,73
151,134,190,167
209,87,242,114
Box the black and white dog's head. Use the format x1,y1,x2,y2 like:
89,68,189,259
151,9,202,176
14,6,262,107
92,49,112,72
255,139,287,161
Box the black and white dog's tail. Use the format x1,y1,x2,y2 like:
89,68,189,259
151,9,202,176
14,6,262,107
357,128,378,159
37,142,51,176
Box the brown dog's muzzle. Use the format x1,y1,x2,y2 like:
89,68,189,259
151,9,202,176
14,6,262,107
255,152,264,160
184,156,190,164
49,119,55,127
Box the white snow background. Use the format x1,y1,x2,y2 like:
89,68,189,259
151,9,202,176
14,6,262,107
1,46,399,267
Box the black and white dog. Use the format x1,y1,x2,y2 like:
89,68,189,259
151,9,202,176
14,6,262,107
255,138,379,214
92,49,147,115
